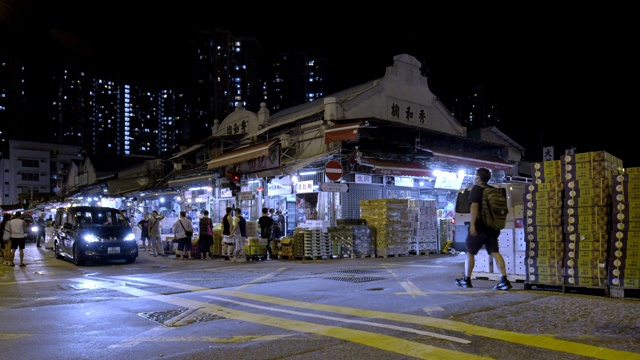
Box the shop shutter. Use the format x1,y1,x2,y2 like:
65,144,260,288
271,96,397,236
341,184,383,219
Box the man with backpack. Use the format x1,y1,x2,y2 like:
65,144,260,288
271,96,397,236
455,167,512,291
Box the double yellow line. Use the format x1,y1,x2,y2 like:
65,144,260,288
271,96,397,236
113,276,639,360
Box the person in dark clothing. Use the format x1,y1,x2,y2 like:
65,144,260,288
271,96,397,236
136,213,150,250
270,208,283,240
258,207,274,260
198,210,214,259
36,213,46,248
222,207,234,260
455,167,512,291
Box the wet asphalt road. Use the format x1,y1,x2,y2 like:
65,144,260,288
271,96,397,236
1,243,639,360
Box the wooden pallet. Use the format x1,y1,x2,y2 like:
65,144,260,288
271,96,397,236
304,256,330,260
350,254,374,259
375,252,411,258
609,286,640,299
524,283,610,297
473,272,526,283
409,251,439,256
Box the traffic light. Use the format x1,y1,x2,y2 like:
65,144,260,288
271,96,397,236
229,171,241,183
227,171,242,194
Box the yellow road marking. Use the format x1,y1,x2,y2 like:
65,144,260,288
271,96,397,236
112,276,640,360
111,285,488,360
215,289,640,360
203,295,470,344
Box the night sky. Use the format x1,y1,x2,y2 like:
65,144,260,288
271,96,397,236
2,2,638,167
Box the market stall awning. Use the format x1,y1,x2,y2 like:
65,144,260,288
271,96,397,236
168,144,203,161
250,150,338,179
167,174,213,188
207,139,279,170
106,177,150,196
363,158,433,177
430,148,512,171
324,121,364,143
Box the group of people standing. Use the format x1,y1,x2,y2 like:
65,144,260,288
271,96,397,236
222,207,247,261
136,211,167,257
135,208,247,261
258,207,285,260
1,211,28,267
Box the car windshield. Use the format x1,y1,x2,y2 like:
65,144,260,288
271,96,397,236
75,209,127,226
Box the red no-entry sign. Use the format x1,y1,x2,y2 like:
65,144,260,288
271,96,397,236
325,160,343,181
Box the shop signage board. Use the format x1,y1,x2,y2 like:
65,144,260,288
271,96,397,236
320,182,348,193
325,160,343,181
268,176,293,196
238,192,255,200
296,180,314,193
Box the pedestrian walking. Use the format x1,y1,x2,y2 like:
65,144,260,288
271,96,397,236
173,211,194,259
36,213,46,248
198,210,214,259
8,211,28,267
455,167,512,290
231,208,247,261
258,207,274,260
137,213,150,251
222,207,234,260
148,210,165,257
2,213,12,265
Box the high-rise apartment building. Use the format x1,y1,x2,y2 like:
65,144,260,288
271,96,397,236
267,51,330,114
4,29,332,161
0,51,29,157
449,85,500,129
187,29,264,140
50,67,187,157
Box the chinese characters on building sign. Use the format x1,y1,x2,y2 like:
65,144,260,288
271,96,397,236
355,174,372,184
295,180,314,193
390,102,426,124
226,120,248,135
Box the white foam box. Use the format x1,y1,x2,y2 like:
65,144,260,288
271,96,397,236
515,251,527,275
499,229,514,251
514,228,526,251
470,252,493,273
493,253,515,274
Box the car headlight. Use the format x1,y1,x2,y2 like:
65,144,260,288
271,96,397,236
83,234,99,242
124,233,135,241
31,226,39,233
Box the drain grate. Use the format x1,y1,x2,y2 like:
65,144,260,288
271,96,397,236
139,308,225,327
326,275,386,283
336,269,384,274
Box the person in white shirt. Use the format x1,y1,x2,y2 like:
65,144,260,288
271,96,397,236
173,211,194,260
8,211,28,267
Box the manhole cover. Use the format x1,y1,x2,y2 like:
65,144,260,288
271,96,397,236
326,276,386,283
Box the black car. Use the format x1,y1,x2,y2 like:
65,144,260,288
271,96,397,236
22,216,39,242
52,206,138,265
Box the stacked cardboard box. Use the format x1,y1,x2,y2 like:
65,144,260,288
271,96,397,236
360,199,412,256
561,151,622,287
525,160,565,285
408,199,438,252
609,168,640,288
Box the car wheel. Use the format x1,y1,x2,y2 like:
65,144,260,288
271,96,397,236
54,241,63,259
73,245,85,266
125,255,136,263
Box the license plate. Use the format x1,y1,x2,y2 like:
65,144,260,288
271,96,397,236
108,247,120,254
